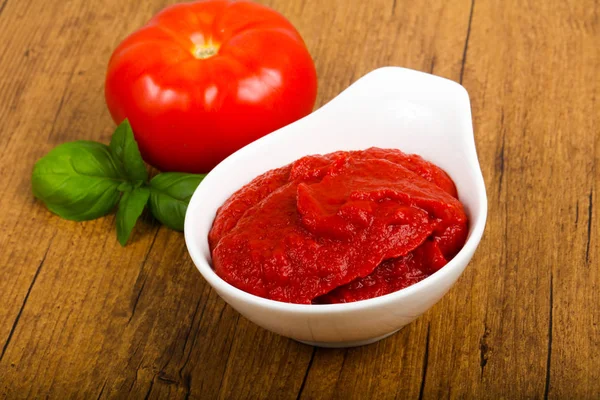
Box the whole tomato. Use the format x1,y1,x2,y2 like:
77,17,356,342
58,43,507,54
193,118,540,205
105,0,317,173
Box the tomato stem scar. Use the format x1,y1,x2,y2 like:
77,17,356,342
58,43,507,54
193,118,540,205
193,44,219,59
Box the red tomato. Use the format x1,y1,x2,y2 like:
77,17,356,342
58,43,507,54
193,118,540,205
105,0,317,173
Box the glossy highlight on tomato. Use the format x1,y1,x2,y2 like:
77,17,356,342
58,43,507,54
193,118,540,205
105,0,318,173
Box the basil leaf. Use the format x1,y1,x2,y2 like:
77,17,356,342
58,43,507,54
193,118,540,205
148,173,205,231
117,181,134,192
109,119,148,183
116,187,150,246
32,141,124,221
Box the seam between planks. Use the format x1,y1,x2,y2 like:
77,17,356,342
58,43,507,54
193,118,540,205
295,347,317,400
417,323,431,400
0,235,54,362
0,0,7,17
585,191,593,264
459,0,475,84
127,228,161,324
96,379,107,400
543,273,553,399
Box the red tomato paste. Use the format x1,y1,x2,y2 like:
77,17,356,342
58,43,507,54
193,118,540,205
209,148,468,304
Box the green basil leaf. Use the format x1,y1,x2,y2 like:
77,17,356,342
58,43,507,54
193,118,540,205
109,119,148,183
148,172,205,231
32,141,124,221
117,181,134,192
116,186,150,246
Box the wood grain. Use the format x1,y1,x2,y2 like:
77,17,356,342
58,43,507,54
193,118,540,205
0,0,598,398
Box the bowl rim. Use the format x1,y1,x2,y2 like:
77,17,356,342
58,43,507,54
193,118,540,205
184,67,488,315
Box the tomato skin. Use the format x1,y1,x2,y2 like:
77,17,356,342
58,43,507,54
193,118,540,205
105,0,317,173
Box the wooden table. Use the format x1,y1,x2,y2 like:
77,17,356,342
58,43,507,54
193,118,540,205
1,0,598,398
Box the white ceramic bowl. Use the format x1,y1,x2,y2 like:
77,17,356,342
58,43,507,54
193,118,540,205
184,67,487,348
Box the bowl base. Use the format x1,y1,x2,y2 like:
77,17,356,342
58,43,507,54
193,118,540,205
296,329,401,348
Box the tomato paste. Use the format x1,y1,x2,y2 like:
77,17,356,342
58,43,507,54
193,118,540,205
209,148,468,304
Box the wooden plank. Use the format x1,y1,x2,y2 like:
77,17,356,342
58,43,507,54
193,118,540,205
457,0,599,397
295,0,474,398
0,0,169,363
0,0,314,398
